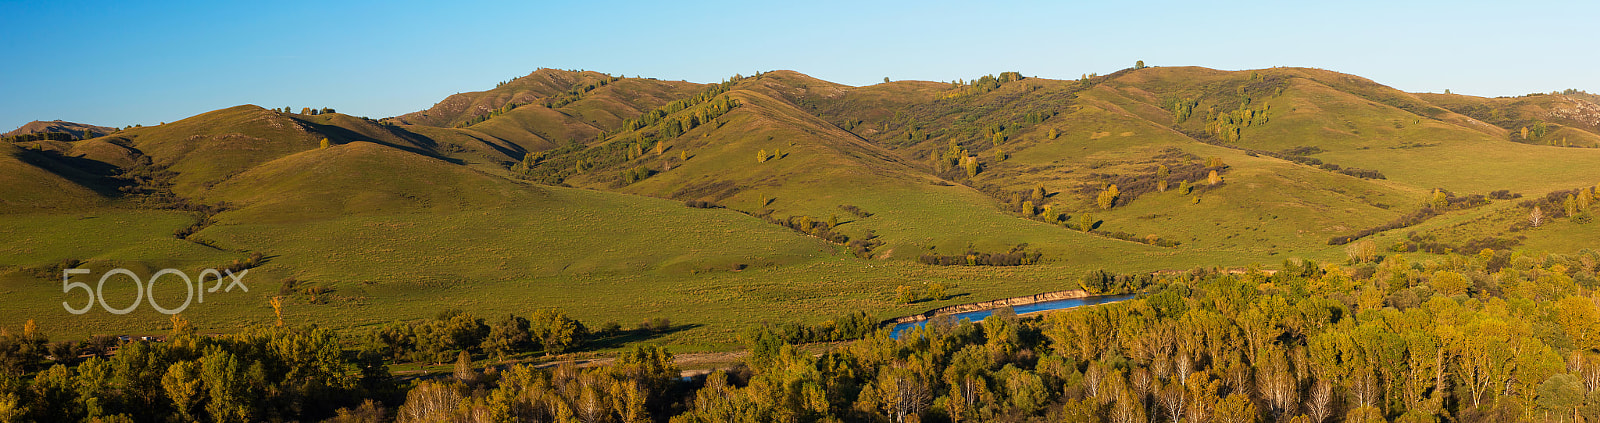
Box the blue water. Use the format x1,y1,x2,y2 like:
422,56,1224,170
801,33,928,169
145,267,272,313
889,294,1135,339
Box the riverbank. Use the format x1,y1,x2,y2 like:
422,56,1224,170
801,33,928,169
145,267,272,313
885,289,1101,325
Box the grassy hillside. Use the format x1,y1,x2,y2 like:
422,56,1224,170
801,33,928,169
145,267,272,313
3,120,117,139
0,143,111,211
4,65,1600,344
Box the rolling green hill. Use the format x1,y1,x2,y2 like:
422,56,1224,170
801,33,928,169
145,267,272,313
3,64,1599,344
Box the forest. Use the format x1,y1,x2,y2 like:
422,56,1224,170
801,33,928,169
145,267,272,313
1,248,1598,422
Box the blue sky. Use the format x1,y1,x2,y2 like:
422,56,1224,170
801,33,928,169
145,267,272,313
2,0,1596,131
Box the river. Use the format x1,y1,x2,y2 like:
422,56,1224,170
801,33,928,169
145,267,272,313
889,293,1135,339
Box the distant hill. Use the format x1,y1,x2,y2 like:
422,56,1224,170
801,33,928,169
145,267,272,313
2,120,117,140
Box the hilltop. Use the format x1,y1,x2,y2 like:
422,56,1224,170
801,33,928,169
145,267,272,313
2,120,116,140
1,65,1597,343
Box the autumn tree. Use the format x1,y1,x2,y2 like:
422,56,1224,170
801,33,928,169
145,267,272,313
897,285,917,304
1098,184,1120,209
395,381,462,423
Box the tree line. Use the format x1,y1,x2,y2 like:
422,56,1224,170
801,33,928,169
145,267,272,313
759,213,884,258
367,308,590,364
916,245,1042,267
5,248,1600,422
0,318,390,422
2,132,84,143
1329,189,1492,246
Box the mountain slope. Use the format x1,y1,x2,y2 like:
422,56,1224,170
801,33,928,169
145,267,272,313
3,120,117,139
0,144,107,211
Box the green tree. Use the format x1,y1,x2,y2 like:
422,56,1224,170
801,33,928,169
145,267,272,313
528,309,583,355
200,350,255,423
1538,374,1584,422
163,361,204,423
927,283,947,302
482,314,531,359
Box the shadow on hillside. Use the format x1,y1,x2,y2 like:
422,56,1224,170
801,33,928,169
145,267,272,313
295,119,470,165
585,323,704,350
12,148,129,196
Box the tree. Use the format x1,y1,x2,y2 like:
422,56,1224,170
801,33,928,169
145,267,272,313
482,314,531,359
1432,270,1470,296
1079,213,1096,232
1135,60,1146,69
395,381,462,423
453,351,478,384
1532,205,1546,227
320,138,330,149
528,309,582,355
679,150,688,161
200,350,255,423
1098,185,1120,209
1021,200,1035,215
1537,374,1584,423
162,361,204,423
1214,393,1257,423
927,283,946,302
1048,128,1059,140
757,149,768,163
884,77,891,83
1208,170,1223,185
897,286,917,304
